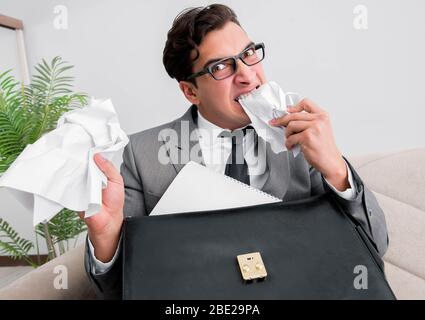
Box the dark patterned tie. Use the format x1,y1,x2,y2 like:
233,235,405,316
220,126,253,185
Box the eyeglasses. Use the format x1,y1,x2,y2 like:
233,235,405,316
186,43,265,81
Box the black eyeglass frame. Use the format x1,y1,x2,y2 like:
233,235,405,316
186,42,265,81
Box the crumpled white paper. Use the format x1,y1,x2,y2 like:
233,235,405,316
238,81,301,156
0,98,129,226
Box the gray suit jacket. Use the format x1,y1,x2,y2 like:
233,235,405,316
85,105,389,299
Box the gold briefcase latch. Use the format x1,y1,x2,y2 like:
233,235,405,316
237,252,267,282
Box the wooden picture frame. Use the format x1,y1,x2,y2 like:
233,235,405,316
0,14,30,84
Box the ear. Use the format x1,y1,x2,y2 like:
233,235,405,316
179,81,200,105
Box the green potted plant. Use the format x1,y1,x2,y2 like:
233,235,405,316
0,56,88,267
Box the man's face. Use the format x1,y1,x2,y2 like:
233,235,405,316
183,22,267,130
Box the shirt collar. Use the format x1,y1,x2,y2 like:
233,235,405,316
197,110,253,146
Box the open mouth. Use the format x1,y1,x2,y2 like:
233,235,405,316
234,85,260,102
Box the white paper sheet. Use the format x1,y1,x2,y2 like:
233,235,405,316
238,81,302,156
150,161,281,216
0,98,129,226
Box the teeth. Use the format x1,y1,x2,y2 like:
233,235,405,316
237,92,253,101
236,86,261,102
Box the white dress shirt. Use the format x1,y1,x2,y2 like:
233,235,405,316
89,110,357,274
197,110,269,190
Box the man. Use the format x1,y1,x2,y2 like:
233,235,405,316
83,4,388,299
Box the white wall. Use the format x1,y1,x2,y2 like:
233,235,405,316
1,0,424,253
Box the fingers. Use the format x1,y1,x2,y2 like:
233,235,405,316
285,120,310,138
93,154,123,185
288,98,323,114
285,132,303,150
77,211,85,220
270,111,315,127
269,98,325,128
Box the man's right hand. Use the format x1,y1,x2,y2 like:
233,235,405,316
79,154,125,263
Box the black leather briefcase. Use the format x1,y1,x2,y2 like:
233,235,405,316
122,193,395,300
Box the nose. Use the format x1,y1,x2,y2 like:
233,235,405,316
233,59,256,85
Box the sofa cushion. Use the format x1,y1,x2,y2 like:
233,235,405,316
349,149,425,212
349,148,425,300
384,261,425,300
0,244,96,300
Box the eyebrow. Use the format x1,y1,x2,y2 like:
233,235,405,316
201,42,255,69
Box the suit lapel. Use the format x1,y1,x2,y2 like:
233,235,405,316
159,105,204,174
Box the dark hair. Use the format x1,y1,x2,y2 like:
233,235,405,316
163,4,241,85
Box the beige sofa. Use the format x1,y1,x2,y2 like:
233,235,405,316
349,148,425,299
1,148,424,300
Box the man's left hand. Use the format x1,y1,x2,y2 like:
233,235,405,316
269,98,349,191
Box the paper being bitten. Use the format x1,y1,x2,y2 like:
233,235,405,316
238,81,301,156
0,98,129,226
